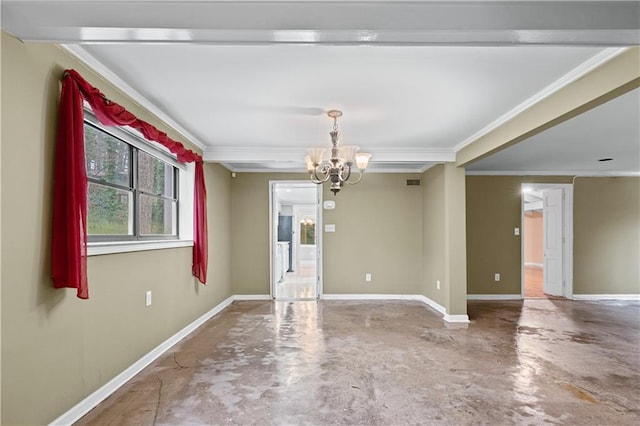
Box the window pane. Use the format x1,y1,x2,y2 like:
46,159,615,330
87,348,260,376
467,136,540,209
138,150,174,197
87,183,133,235
84,123,131,187
300,223,315,245
139,194,177,235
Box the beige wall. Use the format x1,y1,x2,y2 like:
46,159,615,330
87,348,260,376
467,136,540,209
231,172,424,295
422,165,446,305
466,175,639,295
466,176,572,294
230,173,305,294
322,173,423,295
574,177,640,294
524,211,543,265
1,33,232,425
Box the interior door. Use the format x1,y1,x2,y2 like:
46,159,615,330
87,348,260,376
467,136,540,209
543,188,564,296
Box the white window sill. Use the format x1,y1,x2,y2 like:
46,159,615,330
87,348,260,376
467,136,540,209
87,239,194,256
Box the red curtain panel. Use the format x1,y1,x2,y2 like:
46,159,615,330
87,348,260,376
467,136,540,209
52,70,208,299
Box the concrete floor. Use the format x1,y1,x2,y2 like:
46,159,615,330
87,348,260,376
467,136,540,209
77,299,640,425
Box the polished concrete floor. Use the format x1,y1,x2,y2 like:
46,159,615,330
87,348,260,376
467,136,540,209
276,260,316,299
77,299,640,425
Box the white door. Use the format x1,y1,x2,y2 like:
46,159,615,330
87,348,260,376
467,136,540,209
543,188,564,296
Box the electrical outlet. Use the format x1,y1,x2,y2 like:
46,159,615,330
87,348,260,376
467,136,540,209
145,291,152,307
436,280,441,290
365,273,372,282
494,273,501,282
514,228,520,236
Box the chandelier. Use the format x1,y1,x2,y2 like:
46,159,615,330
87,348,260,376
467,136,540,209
305,110,372,195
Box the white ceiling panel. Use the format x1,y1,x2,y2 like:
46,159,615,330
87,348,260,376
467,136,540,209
79,43,603,150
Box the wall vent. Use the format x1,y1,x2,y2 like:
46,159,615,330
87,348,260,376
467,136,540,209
406,179,421,186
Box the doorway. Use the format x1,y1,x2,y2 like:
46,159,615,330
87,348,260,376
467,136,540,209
269,181,322,300
521,183,574,299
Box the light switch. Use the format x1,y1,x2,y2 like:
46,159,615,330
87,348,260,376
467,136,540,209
325,224,336,233
514,228,520,236
145,291,152,307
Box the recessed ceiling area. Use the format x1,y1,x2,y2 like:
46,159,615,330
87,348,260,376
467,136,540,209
467,88,640,174
2,0,638,174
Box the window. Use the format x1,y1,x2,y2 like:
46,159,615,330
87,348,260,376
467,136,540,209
84,113,179,242
300,220,315,245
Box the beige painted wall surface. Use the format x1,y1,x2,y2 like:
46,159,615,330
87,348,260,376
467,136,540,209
422,165,446,306
231,172,423,296
1,33,232,425
574,177,640,294
322,173,423,295
466,176,572,295
524,212,543,265
231,173,306,294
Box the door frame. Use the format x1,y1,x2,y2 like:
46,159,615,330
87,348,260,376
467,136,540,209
269,181,323,300
520,183,574,299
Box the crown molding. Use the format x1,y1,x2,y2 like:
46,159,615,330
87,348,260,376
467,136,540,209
221,164,433,174
465,171,640,177
59,44,206,151
453,47,629,153
204,147,455,163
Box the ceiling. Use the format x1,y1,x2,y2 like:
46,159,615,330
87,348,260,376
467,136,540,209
468,87,640,174
2,1,639,174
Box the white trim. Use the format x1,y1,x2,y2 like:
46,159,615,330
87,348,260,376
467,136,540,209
454,48,628,152
49,295,234,426
320,294,469,322
233,294,272,300
519,183,574,300
59,45,205,150
321,293,423,301
205,146,455,162
466,171,640,176
467,294,523,300
413,295,447,315
524,262,543,268
573,294,640,301
269,181,322,300
222,165,433,174
87,239,193,256
443,314,471,323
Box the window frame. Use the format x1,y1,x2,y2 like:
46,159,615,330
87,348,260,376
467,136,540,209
84,109,193,253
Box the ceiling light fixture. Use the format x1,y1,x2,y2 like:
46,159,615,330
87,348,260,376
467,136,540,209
305,110,372,195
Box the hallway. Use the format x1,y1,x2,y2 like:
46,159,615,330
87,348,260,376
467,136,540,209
76,299,640,425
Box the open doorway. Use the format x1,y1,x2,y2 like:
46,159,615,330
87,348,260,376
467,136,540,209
269,181,322,300
521,183,574,299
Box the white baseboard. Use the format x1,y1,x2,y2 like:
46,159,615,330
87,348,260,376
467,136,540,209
573,294,640,301
49,295,235,426
443,314,471,323
233,294,271,300
322,293,421,301
524,262,543,268
467,294,523,300
321,294,469,323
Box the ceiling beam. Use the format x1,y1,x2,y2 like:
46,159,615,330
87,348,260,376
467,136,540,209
456,47,640,167
3,1,639,45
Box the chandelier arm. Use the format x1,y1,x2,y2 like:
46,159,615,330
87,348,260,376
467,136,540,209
338,164,352,183
346,170,364,185
311,164,331,183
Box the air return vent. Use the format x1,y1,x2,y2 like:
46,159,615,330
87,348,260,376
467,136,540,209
406,179,421,186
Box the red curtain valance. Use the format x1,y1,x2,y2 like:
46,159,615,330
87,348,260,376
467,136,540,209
52,69,208,299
